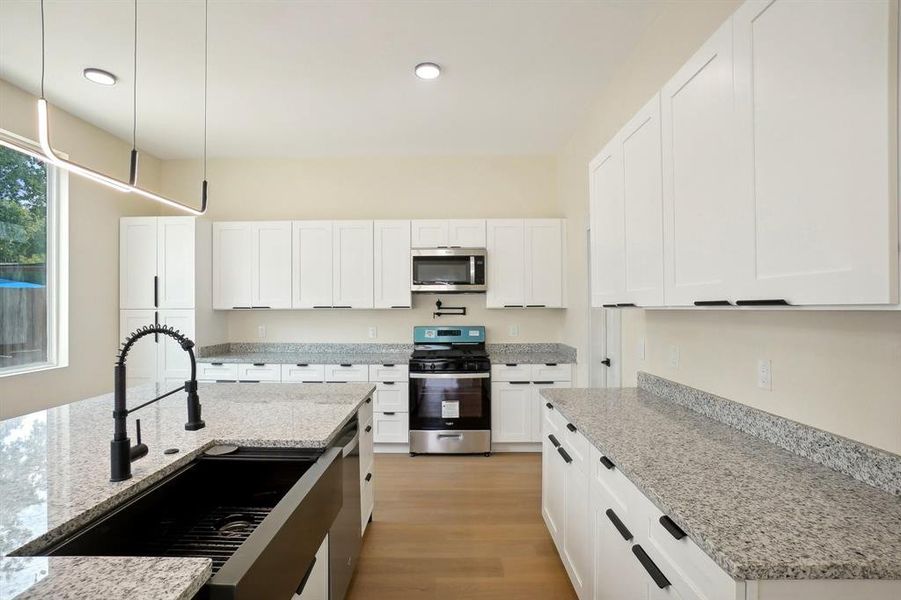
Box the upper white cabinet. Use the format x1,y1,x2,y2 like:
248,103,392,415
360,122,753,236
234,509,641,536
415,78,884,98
213,222,291,309
661,21,740,308
292,221,374,309
411,219,486,248
590,95,663,307
121,217,195,309
373,220,412,309
732,0,898,305
487,219,566,308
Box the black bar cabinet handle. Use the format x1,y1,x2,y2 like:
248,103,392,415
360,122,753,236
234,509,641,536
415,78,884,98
384,411,396,416
340,363,353,367
295,556,317,595
365,397,372,404
659,515,687,540
547,434,560,448
545,363,557,366
566,423,577,432
632,545,671,589
533,381,554,385
526,304,546,308
600,455,615,470
251,306,271,309
616,303,637,307
153,275,158,308
693,300,733,306
602,303,618,308
211,362,224,366
383,381,395,385
605,508,633,541
383,363,396,367
503,304,524,308
365,425,372,433
252,363,266,367
545,402,553,409
735,298,790,306
510,381,530,385
556,446,573,464
505,363,518,367
232,306,252,309
390,305,411,309
296,363,309,367
365,472,373,482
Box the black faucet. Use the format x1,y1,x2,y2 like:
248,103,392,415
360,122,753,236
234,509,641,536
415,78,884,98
111,324,206,482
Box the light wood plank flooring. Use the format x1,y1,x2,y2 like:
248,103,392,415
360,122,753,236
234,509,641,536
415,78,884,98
346,453,577,600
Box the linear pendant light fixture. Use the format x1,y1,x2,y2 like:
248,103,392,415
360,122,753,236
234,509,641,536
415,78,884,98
28,0,210,215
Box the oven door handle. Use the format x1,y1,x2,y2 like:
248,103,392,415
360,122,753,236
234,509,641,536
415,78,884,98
437,433,464,440
410,372,490,379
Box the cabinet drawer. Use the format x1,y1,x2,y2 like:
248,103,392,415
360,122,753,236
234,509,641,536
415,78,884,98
324,363,369,382
591,446,643,521
563,426,590,474
531,363,572,382
542,401,566,438
373,411,409,443
368,363,409,382
491,363,532,382
237,363,282,382
358,394,374,426
280,363,326,382
361,467,375,534
374,383,408,412
197,362,238,382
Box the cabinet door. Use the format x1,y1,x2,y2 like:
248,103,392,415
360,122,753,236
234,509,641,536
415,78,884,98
524,219,565,308
491,382,533,443
120,217,158,309
373,411,409,443
251,221,292,309
661,20,739,307
157,310,195,389
622,95,664,307
333,221,374,309
411,220,448,248
542,433,566,548
563,453,592,598
212,222,253,309
295,534,329,600
733,0,897,305
486,219,525,308
292,221,333,308
119,310,158,387
374,383,408,412
531,382,570,442
156,217,195,309
592,484,644,600
589,139,625,307
373,220,412,309
447,219,486,247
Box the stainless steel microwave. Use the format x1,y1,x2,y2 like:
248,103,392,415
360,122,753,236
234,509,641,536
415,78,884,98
411,248,487,293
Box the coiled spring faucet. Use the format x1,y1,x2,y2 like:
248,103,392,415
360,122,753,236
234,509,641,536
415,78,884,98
111,325,205,482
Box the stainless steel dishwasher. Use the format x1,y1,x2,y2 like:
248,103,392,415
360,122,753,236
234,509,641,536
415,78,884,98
330,418,362,599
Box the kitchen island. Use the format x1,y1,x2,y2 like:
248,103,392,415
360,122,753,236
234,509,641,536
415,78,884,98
0,382,374,600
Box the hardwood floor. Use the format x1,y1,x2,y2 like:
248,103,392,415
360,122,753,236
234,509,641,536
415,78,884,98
346,453,577,600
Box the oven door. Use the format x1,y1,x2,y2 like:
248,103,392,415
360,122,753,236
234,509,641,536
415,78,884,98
409,372,491,430
411,249,487,293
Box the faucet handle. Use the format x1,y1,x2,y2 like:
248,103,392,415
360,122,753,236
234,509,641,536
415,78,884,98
135,419,142,445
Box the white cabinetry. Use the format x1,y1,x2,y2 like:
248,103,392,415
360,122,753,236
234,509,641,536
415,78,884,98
213,221,291,309
411,219,486,248
332,221,374,309
369,364,410,446
292,221,333,308
492,364,572,444
294,534,329,600
589,139,625,308
292,221,373,309
487,219,566,308
119,309,196,389
359,395,375,533
374,220,412,309
212,222,253,309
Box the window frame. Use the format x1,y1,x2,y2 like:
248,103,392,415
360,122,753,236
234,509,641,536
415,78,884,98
0,129,69,378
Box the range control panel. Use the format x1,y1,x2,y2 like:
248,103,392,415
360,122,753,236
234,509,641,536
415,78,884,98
413,325,485,344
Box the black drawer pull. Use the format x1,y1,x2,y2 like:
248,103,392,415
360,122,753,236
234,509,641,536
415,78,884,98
383,411,396,416
313,305,331,309
252,306,271,309
383,363,395,367
339,363,353,367
566,423,577,433
616,303,637,307
526,304,546,308
556,446,573,464
693,300,732,306
605,508,632,541
231,306,251,309
390,305,411,309
659,515,687,540
735,298,789,306
545,363,558,366
547,434,560,448
505,363,518,367
632,545,670,589
365,397,372,404
510,381,530,385
534,381,554,385
296,363,310,367
365,472,372,482
545,402,553,409
252,363,266,367
602,304,618,308
383,381,396,385
600,455,615,470
503,304,524,308
365,425,372,433
211,362,224,366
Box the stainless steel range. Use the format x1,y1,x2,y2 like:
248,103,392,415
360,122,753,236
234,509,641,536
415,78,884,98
408,325,491,455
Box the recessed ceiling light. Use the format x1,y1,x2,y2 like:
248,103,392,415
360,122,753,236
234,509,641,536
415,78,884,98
414,62,441,80
83,68,117,86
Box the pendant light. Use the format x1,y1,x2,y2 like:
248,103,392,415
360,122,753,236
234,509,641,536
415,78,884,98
32,0,210,215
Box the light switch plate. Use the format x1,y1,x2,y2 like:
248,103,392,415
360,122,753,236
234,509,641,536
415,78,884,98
257,325,266,340
669,346,680,369
637,339,646,360
368,326,378,339
757,359,772,390
509,324,520,337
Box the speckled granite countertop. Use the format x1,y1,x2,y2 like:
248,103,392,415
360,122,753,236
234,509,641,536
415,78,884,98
540,387,901,581
0,382,373,599
197,342,577,366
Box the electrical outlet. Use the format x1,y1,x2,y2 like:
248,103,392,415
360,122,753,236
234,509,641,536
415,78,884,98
757,359,772,390
509,324,520,337
368,326,378,339
637,338,646,360
669,345,680,369
257,325,266,340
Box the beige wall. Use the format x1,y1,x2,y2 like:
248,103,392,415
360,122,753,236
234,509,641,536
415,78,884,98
0,79,162,419
556,0,901,455
161,156,564,344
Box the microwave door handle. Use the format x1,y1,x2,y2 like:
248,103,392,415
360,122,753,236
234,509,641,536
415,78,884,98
470,255,476,284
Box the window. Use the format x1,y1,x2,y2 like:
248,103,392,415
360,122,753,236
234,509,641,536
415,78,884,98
0,132,67,376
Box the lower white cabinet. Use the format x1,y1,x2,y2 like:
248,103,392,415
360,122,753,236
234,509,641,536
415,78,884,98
542,403,566,547
324,363,369,382
294,534,328,600
281,364,326,382
236,363,282,382
561,429,593,599
491,382,533,443
359,395,375,533
373,411,409,444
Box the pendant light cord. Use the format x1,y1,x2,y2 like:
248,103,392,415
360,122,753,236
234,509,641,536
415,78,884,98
133,0,138,151
39,0,45,98
203,0,208,180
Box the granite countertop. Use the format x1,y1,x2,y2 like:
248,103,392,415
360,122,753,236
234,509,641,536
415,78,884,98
540,387,901,581
0,382,374,599
198,351,412,365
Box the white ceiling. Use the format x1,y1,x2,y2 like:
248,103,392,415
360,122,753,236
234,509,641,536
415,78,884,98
0,0,664,159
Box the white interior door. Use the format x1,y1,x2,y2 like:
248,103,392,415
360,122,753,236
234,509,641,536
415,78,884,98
373,220,412,309
621,95,664,307
661,19,739,307
589,139,626,307
156,217,195,309
212,222,252,309
120,217,157,310
292,221,333,308
733,0,897,305
486,219,525,308
524,219,565,308
251,221,292,309
332,220,374,308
